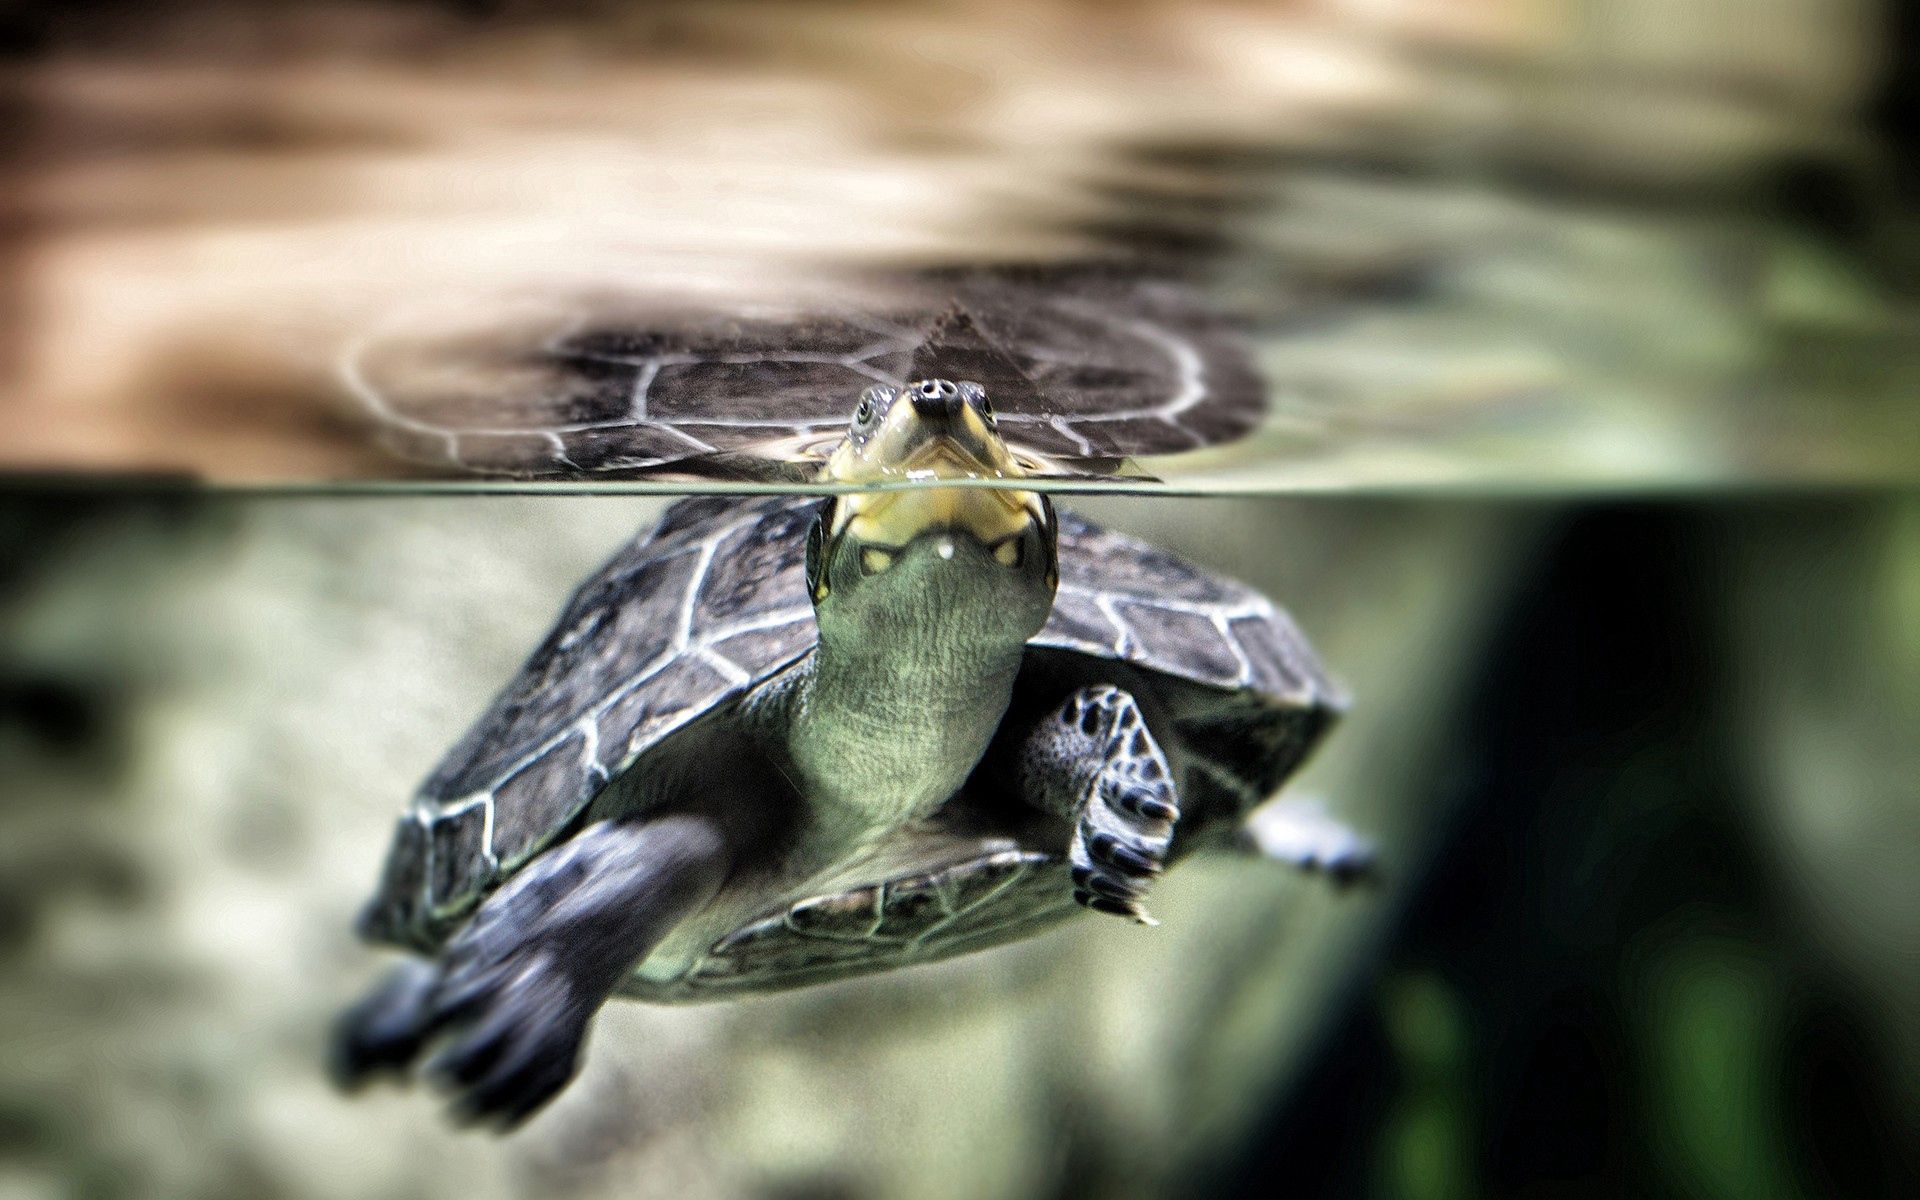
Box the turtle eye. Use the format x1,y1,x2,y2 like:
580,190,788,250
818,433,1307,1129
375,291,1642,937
853,386,891,432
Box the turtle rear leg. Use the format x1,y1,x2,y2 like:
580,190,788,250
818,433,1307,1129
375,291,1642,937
1016,684,1180,924
331,813,731,1129
1239,798,1376,885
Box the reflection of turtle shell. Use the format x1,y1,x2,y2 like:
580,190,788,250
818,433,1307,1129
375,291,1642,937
346,270,1267,478
357,495,1340,1000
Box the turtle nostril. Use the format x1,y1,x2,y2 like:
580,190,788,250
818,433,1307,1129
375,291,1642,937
908,379,962,417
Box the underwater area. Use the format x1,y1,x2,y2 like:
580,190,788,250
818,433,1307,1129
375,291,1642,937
3,2,1917,1198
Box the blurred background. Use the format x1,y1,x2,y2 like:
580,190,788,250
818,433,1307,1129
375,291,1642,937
3,0,1916,486
2,1,1917,1198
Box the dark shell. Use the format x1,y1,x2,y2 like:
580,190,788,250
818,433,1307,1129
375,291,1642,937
358,494,1338,954
620,850,1078,1002
359,496,820,947
346,269,1266,479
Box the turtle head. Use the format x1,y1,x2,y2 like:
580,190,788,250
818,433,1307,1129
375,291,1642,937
805,379,1057,647
825,379,1021,485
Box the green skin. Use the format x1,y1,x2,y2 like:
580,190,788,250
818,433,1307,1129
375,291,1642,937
776,383,1057,869
780,516,1054,852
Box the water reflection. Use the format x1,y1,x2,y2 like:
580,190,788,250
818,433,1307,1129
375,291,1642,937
5,1,1913,488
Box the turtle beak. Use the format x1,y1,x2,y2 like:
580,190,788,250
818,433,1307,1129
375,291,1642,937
828,381,1038,550
881,385,1008,478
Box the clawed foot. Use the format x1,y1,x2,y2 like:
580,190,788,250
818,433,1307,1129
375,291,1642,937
1062,687,1179,924
331,942,591,1131
1072,772,1178,923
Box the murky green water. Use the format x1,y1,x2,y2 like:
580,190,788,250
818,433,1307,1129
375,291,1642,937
5,490,1914,1199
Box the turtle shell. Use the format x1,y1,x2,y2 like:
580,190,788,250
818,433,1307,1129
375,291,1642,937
624,849,1078,1002
345,268,1265,479
358,493,1339,955
358,495,821,950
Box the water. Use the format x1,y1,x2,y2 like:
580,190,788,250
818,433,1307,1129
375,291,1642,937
8,3,1914,494
3,4,1916,1199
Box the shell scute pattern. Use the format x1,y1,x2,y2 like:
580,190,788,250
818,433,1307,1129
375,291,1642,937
646,850,1072,998
557,425,714,474
1036,510,1330,706
488,728,592,869
1228,611,1333,701
648,848,1082,998
363,496,818,943
784,890,885,941
1057,516,1239,605
696,500,820,623
426,804,487,919
951,273,1263,459
347,271,1263,478
362,818,430,944
420,547,701,800
363,495,1333,952
1115,601,1244,682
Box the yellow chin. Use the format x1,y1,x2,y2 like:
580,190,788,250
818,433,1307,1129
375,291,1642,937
825,397,1041,545
826,402,1023,484
842,484,1039,547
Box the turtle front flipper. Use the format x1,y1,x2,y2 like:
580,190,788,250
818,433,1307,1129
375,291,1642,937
331,813,731,1130
1015,685,1180,924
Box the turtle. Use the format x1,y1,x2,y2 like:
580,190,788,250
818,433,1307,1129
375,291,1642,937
343,267,1268,480
332,383,1370,1130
